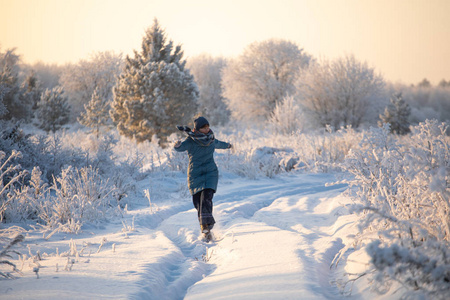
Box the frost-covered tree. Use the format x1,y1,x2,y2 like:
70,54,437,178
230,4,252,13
21,71,43,111
417,78,431,88
379,93,411,135
297,55,385,128
22,62,63,90
78,87,110,138
387,82,450,124
111,18,198,144
0,47,32,121
429,87,450,123
187,54,229,125
438,79,449,88
36,87,70,132
60,51,122,122
222,39,312,125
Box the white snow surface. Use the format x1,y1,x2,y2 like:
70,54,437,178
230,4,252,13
1,172,393,299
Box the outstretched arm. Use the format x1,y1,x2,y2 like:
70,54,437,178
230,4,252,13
174,138,190,152
214,139,232,150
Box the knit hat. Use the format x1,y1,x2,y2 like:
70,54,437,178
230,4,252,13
194,116,209,131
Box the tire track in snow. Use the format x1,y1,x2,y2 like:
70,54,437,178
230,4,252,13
128,229,210,300
215,174,346,222
248,175,352,299
201,173,352,299
133,173,351,299
130,176,303,299
131,209,217,299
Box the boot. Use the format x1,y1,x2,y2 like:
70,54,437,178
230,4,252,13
201,224,210,234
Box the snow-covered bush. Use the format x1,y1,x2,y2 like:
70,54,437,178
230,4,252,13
35,86,70,133
2,161,120,233
157,149,188,173
1,170,42,223
41,134,89,181
0,150,28,222
1,125,109,183
1,123,42,174
269,95,311,134
339,120,450,299
56,129,160,204
219,148,283,179
207,126,362,178
78,87,112,138
300,125,362,172
378,93,411,135
37,166,119,234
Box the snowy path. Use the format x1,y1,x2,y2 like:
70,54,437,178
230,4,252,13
1,172,361,299
132,173,355,299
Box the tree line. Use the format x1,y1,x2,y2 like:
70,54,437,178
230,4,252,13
1,18,449,144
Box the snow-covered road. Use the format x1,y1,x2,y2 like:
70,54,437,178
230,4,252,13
2,172,363,299
133,173,355,299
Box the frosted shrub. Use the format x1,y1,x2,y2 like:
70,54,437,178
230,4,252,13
45,134,89,178
207,126,362,178
248,147,288,178
21,132,88,182
340,120,450,298
211,130,287,179
261,125,362,173
0,124,56,182
305,125,361,172
0,150,28,222
89,134,117,175
269,95,307,135
38,166,118,233
220,149,263,179
3,167,52,224
158,149,188,173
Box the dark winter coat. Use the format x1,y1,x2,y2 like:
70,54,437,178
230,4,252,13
174,133,231,195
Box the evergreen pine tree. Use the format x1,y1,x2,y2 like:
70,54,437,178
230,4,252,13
78,87,110,138
111,18,198,144
36,87,70,133
0,48,32,120
22,71,43,111
379,93,411,135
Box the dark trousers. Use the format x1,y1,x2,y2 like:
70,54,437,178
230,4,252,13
192,188,215,227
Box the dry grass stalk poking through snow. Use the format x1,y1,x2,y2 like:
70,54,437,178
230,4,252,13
0,232,24,279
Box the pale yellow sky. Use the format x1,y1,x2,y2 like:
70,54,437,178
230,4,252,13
0,0,449,85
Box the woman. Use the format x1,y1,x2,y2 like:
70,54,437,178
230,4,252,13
174,116,232,239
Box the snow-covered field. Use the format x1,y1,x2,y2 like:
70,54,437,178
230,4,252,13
2,170,383,300
1,120,449,299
